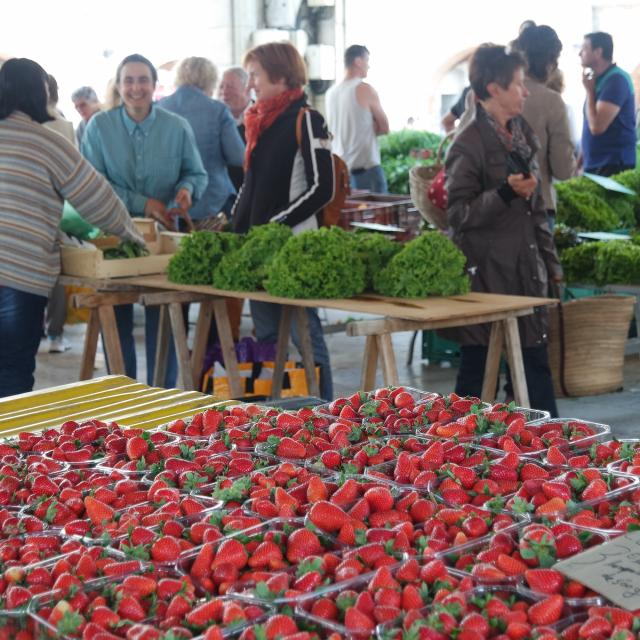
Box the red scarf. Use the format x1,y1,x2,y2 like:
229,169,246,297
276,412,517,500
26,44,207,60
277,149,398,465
243,87,304,170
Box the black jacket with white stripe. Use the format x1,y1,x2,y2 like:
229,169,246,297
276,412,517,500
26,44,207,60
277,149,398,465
231,96,335,234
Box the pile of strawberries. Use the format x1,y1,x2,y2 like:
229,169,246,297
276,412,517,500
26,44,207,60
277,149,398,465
1,390,640,639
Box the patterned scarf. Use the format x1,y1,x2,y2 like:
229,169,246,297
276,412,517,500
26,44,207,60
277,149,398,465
481,104,532,161
243,87,304,170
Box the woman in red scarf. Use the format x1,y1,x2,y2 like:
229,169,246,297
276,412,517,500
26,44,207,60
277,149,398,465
231,41,335,400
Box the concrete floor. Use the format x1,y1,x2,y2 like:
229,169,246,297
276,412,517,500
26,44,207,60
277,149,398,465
34,304,640,439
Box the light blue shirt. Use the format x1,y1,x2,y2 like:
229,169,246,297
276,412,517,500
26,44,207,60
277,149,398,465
159,86,245,219
82,104,208,216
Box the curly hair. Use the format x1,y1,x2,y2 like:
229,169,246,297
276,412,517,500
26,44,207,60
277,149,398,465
175,56,218,95
515,25,563,83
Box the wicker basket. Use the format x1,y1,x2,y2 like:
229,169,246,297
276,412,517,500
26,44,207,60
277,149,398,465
409,134,451,231
548,295,635,397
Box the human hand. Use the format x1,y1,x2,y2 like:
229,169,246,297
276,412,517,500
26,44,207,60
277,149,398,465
175,188,192,213
144,197,175,231
582,70,595,94
507,173,537,200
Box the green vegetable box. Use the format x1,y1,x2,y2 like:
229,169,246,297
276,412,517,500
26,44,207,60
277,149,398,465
61,219,186,279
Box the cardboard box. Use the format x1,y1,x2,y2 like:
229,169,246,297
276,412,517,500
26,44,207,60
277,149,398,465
61,219,185,279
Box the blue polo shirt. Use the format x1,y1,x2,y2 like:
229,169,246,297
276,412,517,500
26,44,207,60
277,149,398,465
582,64,637,171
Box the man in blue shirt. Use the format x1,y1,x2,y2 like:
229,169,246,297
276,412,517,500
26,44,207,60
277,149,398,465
580,32,637,176
83,53,208,388
159,57,244,226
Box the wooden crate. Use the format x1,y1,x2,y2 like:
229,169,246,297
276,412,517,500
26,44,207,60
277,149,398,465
61,220,185,279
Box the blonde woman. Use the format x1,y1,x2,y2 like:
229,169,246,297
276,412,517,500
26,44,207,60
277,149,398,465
159,56,244,225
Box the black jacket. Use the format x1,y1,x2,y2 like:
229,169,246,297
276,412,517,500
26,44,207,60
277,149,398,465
231,96,334,233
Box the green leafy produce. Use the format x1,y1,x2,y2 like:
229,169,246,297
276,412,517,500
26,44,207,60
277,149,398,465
353,232,402,289
555,179,619,231
213,223,292,292
373,231,470,298
265,226,366,299
560,242,600,284
379,130,444,194
612,168,640,224
103,241,149,260
594,240,640,285
167,231,243,285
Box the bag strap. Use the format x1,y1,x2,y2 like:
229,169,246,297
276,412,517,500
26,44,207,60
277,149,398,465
295,107,309,149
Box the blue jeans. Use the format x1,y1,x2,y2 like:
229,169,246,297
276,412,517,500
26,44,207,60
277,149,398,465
0,286,47,398
112,304,178,388
350,165,388,193
250,301,333,400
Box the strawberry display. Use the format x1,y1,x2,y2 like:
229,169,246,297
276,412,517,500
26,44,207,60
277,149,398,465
1,389,639,638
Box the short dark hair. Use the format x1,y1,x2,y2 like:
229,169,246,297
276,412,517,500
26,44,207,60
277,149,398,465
515,25,563,83
585,32,614,62
469,44,525,101
46,74,59,105
0,58,53,123
115,53,158,85
344,45,369,68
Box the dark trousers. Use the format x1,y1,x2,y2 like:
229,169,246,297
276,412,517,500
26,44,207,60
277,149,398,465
585,164,635,177
455,344,558,417
0,286,48,398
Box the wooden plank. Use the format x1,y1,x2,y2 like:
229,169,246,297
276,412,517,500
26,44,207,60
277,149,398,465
153,305,170,388
79,309,100,381
294,308,320,397
97,305,125,375
212,299,243,398
361,335,379,391
481,321,505,402
74,292,141,308
503,316,530,407
139,291,208,306
346,308,534,336
191,300,214,390
272,306,293,400
168,302,193,391
378,334,399,386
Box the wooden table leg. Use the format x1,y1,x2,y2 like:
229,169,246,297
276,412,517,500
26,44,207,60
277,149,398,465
97,305,125,375
361,335,379,391
378,334,399,386
168,302,192,391
481,321,505,402
503,316,530,407
153,305,170,388
80,308,100,380
272,306,293,400
294,308,320,398
212,298,243,398
191,300,213,390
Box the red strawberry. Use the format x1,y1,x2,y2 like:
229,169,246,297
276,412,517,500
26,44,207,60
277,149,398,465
84,496,114,525
150,535,181,562
527,594,564,625
344,607,375,633
524,568,564,594
126,435,150,460
578,616,612,638
308,501,350,532
286,528,323,563
185,599,224,626
264,614,298,639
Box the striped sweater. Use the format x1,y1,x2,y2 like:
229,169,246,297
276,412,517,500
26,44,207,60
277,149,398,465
0,111,142,297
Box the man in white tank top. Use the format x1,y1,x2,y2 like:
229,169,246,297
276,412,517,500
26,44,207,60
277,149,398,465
325,44,390,193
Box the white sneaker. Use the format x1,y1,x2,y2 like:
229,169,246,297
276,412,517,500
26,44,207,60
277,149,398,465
49,337,71,353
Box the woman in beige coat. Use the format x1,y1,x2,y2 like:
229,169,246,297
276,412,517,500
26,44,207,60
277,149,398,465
515,25,577,229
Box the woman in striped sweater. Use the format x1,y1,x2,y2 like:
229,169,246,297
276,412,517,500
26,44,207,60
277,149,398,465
0,58,144,398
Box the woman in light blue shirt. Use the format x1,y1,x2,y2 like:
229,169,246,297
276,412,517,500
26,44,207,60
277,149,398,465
82,53,208,388
159,57,245,226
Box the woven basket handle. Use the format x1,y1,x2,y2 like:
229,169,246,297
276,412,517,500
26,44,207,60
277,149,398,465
435,131,454,166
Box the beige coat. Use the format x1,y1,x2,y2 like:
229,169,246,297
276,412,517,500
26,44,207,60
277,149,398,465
522,77,576,211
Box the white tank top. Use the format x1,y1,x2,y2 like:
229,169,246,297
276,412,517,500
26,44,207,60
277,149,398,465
326,77,380,171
